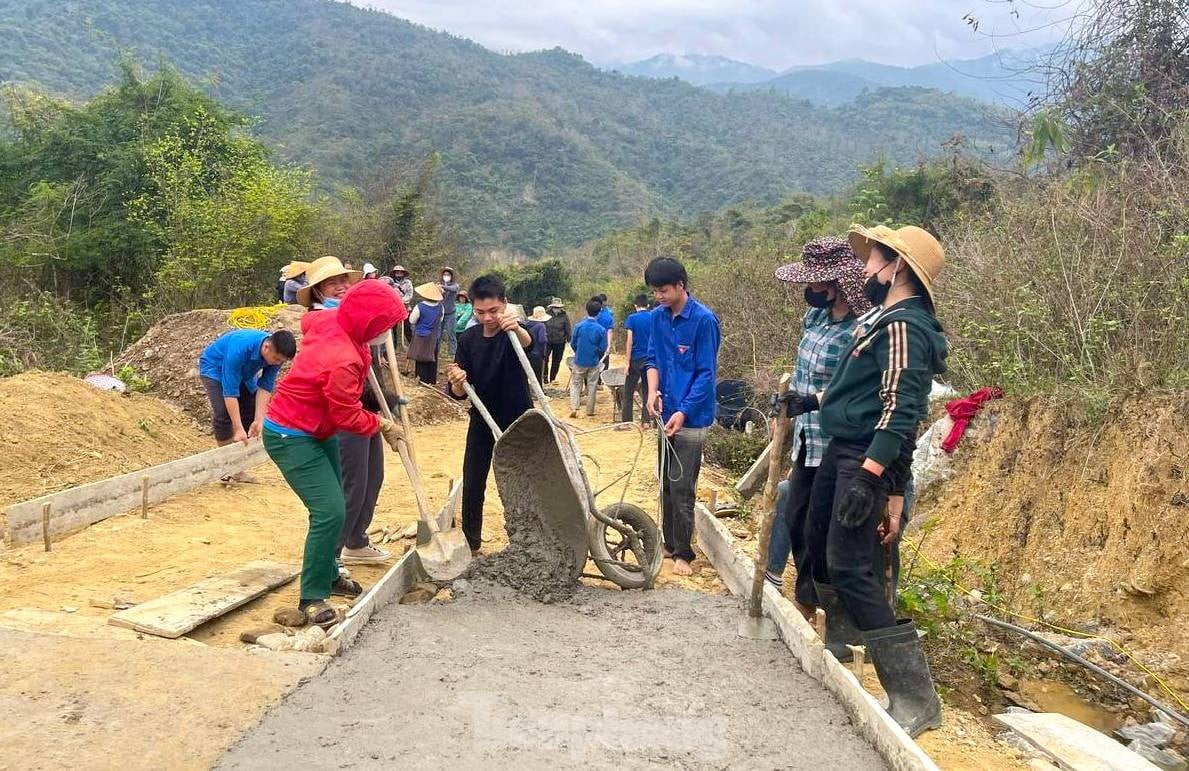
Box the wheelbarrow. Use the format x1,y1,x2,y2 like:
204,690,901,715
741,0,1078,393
459,330,663,589
599,367,626,412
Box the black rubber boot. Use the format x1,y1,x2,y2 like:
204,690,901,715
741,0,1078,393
864,620,943,738
813,581,862,663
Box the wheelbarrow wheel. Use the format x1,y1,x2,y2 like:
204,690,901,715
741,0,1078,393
587,501,663,590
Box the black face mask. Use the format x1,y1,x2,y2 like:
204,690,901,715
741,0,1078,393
803,287,832,308
863,275,891,305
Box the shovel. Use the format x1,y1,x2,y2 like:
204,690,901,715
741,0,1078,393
738,372,792,641
366,367,471,581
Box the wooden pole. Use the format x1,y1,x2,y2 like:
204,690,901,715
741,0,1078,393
448,478,454,499
709,488,719,514
41,503,51,552
746,373,792,621
141,476,150,519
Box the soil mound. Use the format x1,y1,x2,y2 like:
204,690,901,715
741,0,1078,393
917,394,1189,690
0,372,208,504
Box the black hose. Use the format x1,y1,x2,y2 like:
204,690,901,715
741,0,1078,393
974,613,1189,729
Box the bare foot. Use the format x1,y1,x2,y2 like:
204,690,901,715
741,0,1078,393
673,559,694,576
794,600,817,623
663,548,674,559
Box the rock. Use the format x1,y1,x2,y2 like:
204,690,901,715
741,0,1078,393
273,607,308,627
1128,741,1187,771
399,586,437,605
431,588,454,604
1059,582,1072,592
240,625,289,644
255,633,295,651
998,673,1020,691
1119,722,1176,748
398,523,418,539
61,606,78,613
452,578,471,595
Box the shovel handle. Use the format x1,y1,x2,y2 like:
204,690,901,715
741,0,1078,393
461,381,501,439
366,368,433,523
383,334,416,465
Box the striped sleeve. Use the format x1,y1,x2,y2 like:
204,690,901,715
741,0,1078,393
865,320,933,468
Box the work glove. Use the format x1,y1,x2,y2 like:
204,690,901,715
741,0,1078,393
835,467,888,528
769,391,820,418
377,417,405,452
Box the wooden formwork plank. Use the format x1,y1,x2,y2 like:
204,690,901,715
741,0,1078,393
3,440,267,547
108,560,297,639
734,443,771,498
330,548,428,652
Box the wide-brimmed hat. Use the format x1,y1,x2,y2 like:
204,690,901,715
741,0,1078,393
529,306,550,322
457,289,469,300
362,262,378,277
297,256,362,307
547,297,565,309
415,282,443,302
440,266,457,275
848,224,945,304
775,236,872,315
389,265,409,276
281,260,309,280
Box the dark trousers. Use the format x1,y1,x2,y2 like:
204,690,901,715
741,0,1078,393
806,438,897,630
336,430,384,552
620,358,648,423
528,354,545,386
461,416,498,551
545,342,566,382
659,425,707,563
415,359,438,385
200,376,255,441
782,444,819,607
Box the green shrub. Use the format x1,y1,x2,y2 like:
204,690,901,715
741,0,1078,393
703,425,768,476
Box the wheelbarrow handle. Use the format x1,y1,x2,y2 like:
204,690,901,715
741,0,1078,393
504,329,556,419
460,381,502,439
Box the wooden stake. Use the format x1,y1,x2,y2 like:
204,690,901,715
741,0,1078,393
41,503,51,552
847,645,867,680
141,476,150,519
815,608,826,636
448,478,454,498
709,488,719,514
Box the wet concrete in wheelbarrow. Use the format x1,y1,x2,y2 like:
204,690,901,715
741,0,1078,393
217,582,886,769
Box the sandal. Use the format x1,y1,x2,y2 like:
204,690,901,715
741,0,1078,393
330,577,363,597
300,600,339,630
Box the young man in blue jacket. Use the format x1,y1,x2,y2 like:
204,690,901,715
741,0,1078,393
198,328,297,451
620,294,652,424
643,257,720,576
569,299,609,418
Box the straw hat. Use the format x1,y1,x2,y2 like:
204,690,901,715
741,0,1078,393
389,265,409,277
296,256,362,307
529,306,550,322
415,282,443,302
281,260,309,280
774,235,872,315
547,297,565,309
507,303,526,321
440,265,457,275
848,224,945,304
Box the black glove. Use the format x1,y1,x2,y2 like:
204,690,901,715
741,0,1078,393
835,467,888,527
769,391,821,418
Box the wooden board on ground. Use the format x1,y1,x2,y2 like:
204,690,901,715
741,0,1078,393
3,439,268,547
993,712,1159,771
108,560,298,639
735,443,771,498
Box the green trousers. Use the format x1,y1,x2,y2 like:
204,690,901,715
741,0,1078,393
264,428,343,603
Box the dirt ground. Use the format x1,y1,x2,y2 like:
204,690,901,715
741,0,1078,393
217,582,887,770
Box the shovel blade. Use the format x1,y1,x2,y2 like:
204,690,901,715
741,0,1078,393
736,614,780,640
416,528,472,581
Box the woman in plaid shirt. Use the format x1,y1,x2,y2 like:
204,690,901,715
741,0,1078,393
767,236,871,620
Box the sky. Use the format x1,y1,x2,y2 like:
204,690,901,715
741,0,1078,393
356,0,1082,70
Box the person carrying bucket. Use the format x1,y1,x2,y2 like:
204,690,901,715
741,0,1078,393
262,280,408,629
792,224,948,737
444,275,533,555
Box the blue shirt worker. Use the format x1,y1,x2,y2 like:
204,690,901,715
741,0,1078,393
643,256,720,576
595,293,614,363
569,299,610,418
199,329,297,466
620,294,653,424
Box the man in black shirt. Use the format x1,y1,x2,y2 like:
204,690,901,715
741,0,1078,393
446,275,534,554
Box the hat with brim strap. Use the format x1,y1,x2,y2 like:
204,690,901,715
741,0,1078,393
529,306,550,322
547,297,564,309
415,282,444,302
296,255,363,307
390,265,409,276
282,260,310,280
775,235,872,315
848,224,945,305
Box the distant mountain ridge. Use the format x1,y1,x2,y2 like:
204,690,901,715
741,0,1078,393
1,0,1015,254
614,54,778,86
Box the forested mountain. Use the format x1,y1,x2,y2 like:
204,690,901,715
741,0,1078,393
0,0,1013,253
614,54,779,86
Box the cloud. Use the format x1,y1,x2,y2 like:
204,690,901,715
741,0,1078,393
357,0,1076,69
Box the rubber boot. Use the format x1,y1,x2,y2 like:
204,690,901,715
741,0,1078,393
813,581,862,663
864,620,942,738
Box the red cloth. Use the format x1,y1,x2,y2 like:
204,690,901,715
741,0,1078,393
267,281,408,440
940,386,1004,453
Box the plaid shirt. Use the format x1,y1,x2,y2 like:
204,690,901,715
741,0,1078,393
790,307,859,467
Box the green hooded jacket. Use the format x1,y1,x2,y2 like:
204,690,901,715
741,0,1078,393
819,297,948,468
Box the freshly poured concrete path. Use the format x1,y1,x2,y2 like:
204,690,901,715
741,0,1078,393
218,583,886,769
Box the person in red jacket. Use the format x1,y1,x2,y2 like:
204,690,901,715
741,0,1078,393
263,280,408,629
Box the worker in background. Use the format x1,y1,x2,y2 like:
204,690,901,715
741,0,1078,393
643,256,720,577
793,224,947,738
455,289,473,333
766,236,870,620
439,266,461,358
388,265,415,346
595,293,614,367
362,263,379,280
569,299,608,418
262,281,407,630
619,293,652,426
543,298,571,384
407,283,445,385
198,328,297,483
281,261,310,305
525,305,551,385
445,275,533,555
297,256,362,310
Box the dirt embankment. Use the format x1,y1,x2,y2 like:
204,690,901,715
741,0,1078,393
916,394,1189,688
0,372,208,504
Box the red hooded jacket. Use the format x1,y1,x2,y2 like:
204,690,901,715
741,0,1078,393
266,281,408,439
